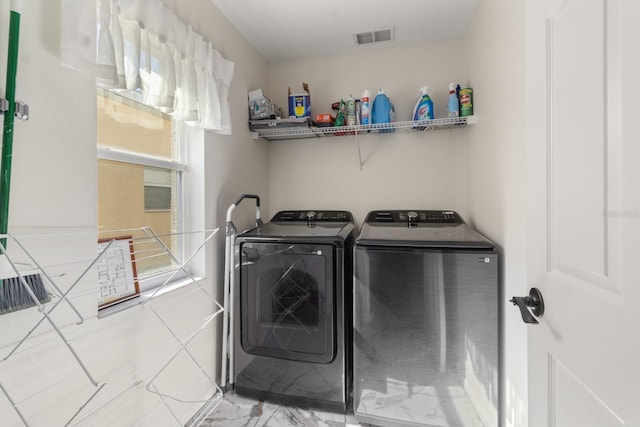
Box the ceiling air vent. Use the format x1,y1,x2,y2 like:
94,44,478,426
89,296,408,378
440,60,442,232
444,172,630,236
354,26,395,46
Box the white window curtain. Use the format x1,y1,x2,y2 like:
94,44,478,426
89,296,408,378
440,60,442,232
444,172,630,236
61,0,234,134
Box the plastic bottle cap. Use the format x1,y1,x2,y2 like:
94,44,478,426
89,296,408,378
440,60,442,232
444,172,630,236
449,83,455,90
420,86,429,93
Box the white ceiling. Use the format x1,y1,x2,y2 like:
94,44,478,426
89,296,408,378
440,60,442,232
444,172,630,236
210,0,480,62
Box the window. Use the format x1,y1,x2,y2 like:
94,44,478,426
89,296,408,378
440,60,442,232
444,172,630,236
97,88,187,293
144,167,172,211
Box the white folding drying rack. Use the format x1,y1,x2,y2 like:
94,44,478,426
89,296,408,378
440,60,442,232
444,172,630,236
0,231,109,426
137,227,224,426
0,226,221,426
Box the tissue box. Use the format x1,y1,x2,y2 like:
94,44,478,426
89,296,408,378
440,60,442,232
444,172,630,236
248,89,281,120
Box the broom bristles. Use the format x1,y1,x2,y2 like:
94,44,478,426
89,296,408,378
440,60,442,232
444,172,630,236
0,273,51,315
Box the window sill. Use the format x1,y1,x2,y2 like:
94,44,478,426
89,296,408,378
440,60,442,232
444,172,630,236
97,276,204,319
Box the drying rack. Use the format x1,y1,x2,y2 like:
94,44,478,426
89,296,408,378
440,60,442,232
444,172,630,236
133,227,223,426
0,231,106,426
0,226,221,426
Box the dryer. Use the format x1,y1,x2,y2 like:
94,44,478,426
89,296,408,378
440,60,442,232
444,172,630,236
233,210,356,412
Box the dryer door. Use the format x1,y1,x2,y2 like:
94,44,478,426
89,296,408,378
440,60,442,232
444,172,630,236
240,242,335,363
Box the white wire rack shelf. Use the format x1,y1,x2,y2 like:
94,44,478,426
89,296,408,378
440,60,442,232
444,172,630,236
250,116,475,141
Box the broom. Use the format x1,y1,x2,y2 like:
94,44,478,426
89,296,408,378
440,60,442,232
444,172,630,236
0,0,50,314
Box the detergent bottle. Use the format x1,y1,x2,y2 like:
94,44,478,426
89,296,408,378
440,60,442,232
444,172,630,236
371,89,395,133
412,86,434,121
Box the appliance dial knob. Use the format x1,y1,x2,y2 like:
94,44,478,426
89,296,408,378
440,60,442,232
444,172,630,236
305,211,317,221
407,211,419,222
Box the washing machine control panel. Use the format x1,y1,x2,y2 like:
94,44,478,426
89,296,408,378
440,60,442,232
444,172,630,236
366,210,464,225
271,210,353,222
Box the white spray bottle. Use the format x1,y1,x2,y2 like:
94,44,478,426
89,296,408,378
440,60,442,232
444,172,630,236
361,89,371,125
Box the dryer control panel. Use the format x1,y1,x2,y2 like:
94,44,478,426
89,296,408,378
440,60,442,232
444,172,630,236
365,210,464,225
271,210,353,223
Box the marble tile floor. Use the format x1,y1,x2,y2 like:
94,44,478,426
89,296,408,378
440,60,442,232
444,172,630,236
198,391,369,427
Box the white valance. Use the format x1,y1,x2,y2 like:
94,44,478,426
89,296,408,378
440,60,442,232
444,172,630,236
61,0,234,134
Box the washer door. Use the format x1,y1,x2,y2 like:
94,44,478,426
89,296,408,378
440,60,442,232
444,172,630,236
240,242,335,363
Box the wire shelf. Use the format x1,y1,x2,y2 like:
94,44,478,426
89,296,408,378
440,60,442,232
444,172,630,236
250,116,474,141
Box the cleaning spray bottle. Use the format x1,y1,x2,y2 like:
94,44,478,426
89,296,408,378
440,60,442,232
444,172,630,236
412,86,434,121
411,87,433,130
346,94,356,126
361,89,371,125
334,99,346,127
447,83,459,117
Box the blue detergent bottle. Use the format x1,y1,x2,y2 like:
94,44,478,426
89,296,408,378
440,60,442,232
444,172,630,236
372,89,395,133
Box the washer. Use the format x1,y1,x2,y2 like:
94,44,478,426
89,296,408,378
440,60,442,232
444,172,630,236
353,210,500,427
233,210,356,412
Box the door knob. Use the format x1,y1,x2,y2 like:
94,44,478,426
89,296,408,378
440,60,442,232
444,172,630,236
510,288,544,324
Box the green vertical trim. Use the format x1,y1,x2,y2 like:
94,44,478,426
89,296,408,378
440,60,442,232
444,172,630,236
0,9,21,250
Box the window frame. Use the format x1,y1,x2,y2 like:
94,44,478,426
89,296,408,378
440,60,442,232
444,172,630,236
97,145,187,173
97,90,192,299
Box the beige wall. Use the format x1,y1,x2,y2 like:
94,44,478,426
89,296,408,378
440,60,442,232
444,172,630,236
97,92,172,157
266,39,469,224
266,9,529,426
97,159,173,272
97,160,160,231
0,0,529,425
464,0,528,426
0,1,270,426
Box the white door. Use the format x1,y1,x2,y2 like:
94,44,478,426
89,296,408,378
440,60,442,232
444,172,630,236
525,0,640,425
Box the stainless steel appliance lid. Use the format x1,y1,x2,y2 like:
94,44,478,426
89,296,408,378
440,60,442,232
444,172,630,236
238,210,356,240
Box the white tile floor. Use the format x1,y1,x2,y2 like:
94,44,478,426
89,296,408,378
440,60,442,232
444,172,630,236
198,392,367,427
